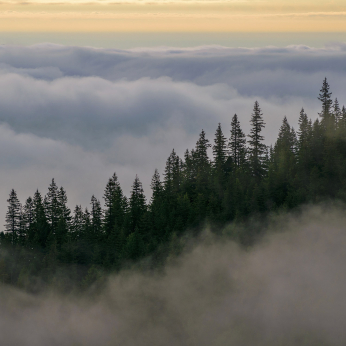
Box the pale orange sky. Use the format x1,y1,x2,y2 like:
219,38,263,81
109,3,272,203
1,0,346,32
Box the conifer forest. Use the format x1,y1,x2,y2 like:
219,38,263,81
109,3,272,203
1,78,346,291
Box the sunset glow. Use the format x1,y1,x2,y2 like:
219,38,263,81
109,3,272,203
1,1,346,32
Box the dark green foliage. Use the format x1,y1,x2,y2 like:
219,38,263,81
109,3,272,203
5,189,21,244
248,101,267,179
103,173,126,237
333,98,341,122
128,175,146,234
44,178,60,233
230,113,247,169
3,77,346,291
318,77,333,118
269,117,297,207
213,123,228,171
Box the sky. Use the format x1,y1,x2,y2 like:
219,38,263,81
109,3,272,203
0,0,345,223
1,0,346,34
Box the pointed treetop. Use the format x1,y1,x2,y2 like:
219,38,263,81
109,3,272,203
333,98,341,121
318,77,333,117
230,113,247,168
212,123,227,168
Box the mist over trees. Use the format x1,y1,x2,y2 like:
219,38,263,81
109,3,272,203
1,78,346,291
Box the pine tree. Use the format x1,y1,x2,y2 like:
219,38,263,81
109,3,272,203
72,205,84,239
151,169,163,202
318,77,333,118
212,123,227,171
83,208,92,243
333,98,341,122
164,149,182,196
339,106,346,137
31,190,50,248
308,118,324,197
22,196,34,236
57,187,71,224
270,117,297,206
248,101,267,178
90,195,103,241
230,113,247,168
128,175,147,235
297,109,310,149
149,169,166,242
195,130,211,168
275,116,296,154
5,189,21,244
181,149,197,196
210,123,228,215
297,108,312,185
44,178,60,233
195,129,211,191
42,181,71,249
103,173,126,237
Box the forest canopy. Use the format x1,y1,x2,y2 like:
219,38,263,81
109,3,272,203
1,78,345,291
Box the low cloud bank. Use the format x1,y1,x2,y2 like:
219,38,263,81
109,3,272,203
0,43,345,226
1,205,346,345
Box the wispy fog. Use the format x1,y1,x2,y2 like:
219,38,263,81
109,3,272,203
1,205,346,345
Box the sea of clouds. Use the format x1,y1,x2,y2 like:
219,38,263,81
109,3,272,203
0,43,345,221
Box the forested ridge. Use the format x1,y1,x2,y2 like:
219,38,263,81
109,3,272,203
1,78,346,291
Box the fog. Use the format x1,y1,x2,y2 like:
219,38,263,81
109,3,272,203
1,204,346,345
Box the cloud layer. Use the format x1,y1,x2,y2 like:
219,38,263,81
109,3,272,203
0,43,345,223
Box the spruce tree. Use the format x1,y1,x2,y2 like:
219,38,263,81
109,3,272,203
5,189,21,244
333,98,341,122
128,175,147,235
72,205,84,239
195,130,211,168
308,118,324,197
149,169,165,242
195,129,211,190
211,123,228,214
297,108,312,181
57,187,71,223
182,149,196,195
339,106,346,137
230,114,247,168
248,101,267,178
271,117,297,206
90,195,103,240
164,149,182,196
212,123,227,171
32,190,50,248
297,109,310,149
22,196,34,236
44,178,60,233
150,169,163,202
103,173,126,237
275,116,296,154
318,77,333,118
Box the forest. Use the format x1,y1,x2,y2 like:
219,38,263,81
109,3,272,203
1,78,345,291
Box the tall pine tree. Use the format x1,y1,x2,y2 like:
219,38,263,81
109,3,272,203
318,77,333,118
230,113,247,169
248,101,267,178
103,173,126,237
5,189,21,244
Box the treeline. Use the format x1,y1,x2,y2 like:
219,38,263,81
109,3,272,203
1,78,346,290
